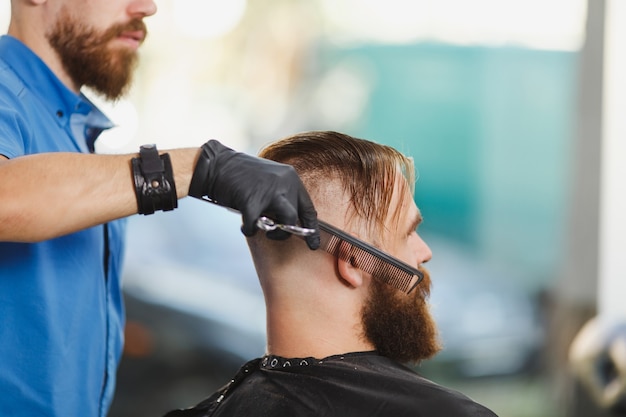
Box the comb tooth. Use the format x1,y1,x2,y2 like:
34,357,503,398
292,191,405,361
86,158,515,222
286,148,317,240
318,229,419,294
350,247,414,293
382,263,410,291
320,234,340,256
392,272,411,292
380,266,407,292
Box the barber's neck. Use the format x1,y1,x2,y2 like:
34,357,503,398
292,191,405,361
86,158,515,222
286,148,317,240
8,18,81,93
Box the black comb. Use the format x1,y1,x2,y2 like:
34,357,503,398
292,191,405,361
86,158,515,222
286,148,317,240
318,220,424,294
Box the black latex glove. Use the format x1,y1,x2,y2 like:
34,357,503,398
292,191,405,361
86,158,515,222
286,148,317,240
188,140,320,250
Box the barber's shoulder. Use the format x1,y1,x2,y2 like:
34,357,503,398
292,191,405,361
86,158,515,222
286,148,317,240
0,62,27,99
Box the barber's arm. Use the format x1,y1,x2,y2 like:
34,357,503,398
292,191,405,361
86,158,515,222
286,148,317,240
0,140,319,248
0,148,198,242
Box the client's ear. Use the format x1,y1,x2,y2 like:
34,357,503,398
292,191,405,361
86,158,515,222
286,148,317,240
336,242,365,288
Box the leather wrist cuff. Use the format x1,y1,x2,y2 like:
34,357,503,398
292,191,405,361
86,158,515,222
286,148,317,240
131,144,178,215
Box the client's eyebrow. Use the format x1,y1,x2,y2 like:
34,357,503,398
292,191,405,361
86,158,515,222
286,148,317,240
408,211,423,235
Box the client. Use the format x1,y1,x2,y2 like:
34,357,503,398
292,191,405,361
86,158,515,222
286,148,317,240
164,131,498,417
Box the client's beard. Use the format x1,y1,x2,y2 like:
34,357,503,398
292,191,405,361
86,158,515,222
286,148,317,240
361,267,441,364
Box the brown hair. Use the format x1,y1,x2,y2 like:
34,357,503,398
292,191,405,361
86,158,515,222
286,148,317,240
259,131,415,238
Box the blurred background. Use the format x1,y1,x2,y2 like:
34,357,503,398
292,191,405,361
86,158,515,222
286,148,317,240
2,0,622,416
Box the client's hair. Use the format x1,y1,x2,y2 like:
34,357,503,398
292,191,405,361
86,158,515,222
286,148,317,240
259,131,415,237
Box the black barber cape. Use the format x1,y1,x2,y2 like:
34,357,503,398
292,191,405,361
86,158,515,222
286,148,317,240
163,351,498,417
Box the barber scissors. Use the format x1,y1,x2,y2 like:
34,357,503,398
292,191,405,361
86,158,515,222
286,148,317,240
256,216,317,237
197,196,317,237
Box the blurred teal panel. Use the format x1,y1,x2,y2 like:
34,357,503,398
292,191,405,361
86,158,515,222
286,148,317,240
324,43,576,281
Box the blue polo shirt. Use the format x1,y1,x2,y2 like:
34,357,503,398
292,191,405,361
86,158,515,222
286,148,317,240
0,35,127,417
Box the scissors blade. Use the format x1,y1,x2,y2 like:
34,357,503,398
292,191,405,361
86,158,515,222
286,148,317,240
256,216,316,237
197,198,317,237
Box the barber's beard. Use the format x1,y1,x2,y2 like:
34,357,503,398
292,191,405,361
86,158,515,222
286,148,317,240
46,9,145,101
361,267,441,364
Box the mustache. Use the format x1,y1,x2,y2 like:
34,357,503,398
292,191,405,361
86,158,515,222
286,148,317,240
413,266,431,299
103,19,148,43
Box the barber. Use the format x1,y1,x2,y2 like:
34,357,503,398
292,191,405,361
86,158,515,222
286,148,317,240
0,1,318,417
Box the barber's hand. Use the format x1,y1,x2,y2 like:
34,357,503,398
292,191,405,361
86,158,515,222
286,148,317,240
188,140,319,250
